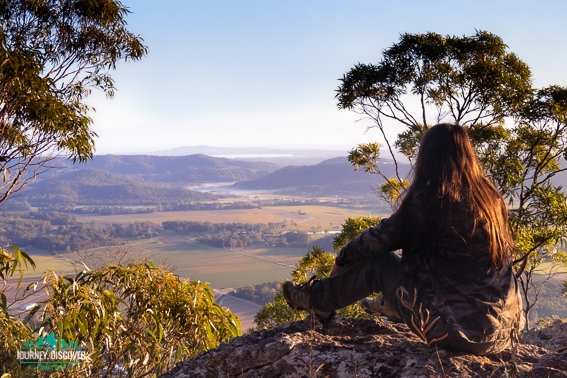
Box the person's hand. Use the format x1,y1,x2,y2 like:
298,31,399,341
330,263,343,276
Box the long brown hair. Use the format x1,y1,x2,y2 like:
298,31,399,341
399,123,513,267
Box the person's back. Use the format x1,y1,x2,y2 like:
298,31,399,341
283,123,523,355
399,192,523,353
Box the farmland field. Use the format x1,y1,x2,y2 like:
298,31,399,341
127,237,308,288
22,203,387,286
22,234,317,288
73,204,384,232
68,204,387,287
23,203,389,284
9,236,310,331
16,249,77,278
532,261,567,274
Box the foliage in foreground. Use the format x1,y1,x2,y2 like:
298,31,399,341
1,251,241,378
0,247,35,376
39,262,240,377
255,216,381,330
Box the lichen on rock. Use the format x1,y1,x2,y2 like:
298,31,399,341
160,318,567,378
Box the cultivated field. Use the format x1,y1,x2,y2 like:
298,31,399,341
73,204,383,232
531,261,567,275
22,234,314,288
14,249,77,278
13,200,567,331
127,237,309,288
66,204,387,287
215,293,261,332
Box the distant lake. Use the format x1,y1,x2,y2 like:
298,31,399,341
185,182,279,195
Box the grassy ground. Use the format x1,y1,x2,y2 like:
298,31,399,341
126,237,308,288
16,249,77,278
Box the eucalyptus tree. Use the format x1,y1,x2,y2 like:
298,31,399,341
0,0,147,373
0,246,35,375
0,0,147,204
336,31,567,329
41,262,241,377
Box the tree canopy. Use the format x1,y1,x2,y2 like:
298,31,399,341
0,0,147,203
336,31,567,329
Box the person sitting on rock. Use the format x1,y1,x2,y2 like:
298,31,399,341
283,123,524,355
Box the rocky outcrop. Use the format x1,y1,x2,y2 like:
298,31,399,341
161,318,567,377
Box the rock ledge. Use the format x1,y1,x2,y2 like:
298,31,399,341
161,318,567,377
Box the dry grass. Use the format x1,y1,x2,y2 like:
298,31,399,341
130,238,307,288
14,250,77,278
73,204,382,232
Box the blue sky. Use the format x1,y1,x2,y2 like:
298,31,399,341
89,1,567,154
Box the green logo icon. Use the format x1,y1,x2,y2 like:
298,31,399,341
18,333,86,371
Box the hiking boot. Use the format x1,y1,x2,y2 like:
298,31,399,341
283,275,334,321
360,296,403,323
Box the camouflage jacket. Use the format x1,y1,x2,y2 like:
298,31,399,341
336,193,523,346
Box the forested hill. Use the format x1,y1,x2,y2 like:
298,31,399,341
14,154,282,207
12,155,412,207
232,157,412,196
19,168,217,207
80,154,282,183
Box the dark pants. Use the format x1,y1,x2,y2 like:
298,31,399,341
309,252,497,355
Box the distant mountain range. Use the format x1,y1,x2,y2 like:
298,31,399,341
13,154,283,207
11,153,411,207
149,145,346,157
20,168,218,206
81,154,281,183
9,149,567,210
146,146,348,166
